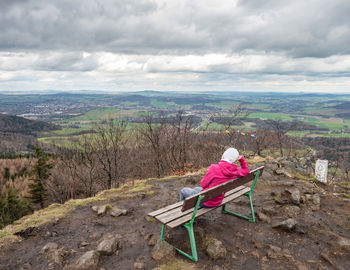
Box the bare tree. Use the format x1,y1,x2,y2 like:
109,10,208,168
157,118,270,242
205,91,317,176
265,120,298,157
253,129,272,156
138,113,166,177
165,110,195,173
90,119,128,189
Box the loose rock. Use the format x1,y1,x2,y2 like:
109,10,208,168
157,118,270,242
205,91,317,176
206,239,227,260
134,262,145,269
275,169,292,178
151,239,175,262
97,235,122,256
147,234,158,246
337,236,350,251
91,205,107,216
41,242,59,254
110,207,128,217
71,250,99,270
272,218,297,231
257,212,271,223
312,194,321,205
284,205,301,218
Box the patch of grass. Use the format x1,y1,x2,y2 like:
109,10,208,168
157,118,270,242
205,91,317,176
342,193,350,199
202,236,218,249
156,259,196,270
64,196,105,206
0,231,11,238
127,182,152,193
340,182,350,188
146,216,156,223
147,190,156,196
291,172,316,182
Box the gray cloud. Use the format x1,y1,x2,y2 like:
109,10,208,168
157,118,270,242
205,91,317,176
0,0,349,58
1,0,350,92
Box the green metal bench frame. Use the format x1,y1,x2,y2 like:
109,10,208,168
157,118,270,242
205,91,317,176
159,169,261,262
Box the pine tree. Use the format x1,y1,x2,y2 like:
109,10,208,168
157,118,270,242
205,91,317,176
7,189,29,221
0,194,6,229
28,147,52,208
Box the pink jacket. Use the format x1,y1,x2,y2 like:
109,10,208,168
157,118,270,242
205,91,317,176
201,157,250,207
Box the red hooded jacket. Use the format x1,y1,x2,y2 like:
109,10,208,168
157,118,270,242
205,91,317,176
200,157,250,207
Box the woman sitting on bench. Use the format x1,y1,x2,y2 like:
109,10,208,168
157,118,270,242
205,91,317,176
180,147,250,207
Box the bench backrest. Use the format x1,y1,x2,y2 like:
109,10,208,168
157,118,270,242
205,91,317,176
181,166,264,211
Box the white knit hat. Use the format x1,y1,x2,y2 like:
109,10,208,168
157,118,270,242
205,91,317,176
221,148,239,163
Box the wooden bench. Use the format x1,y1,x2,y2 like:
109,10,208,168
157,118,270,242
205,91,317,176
147,166,264,262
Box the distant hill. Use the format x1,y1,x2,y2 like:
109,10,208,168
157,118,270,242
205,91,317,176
0,114,60,136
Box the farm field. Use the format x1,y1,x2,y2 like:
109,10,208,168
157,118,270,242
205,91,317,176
2,91,350,146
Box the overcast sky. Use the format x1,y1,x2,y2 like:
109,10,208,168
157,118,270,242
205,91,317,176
1,0,350,93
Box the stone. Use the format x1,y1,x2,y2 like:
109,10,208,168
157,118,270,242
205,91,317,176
97,235,122,256
251,250,260,259
262,206,277,216
91,205,107,216
134,262,145,269
41,242,59,254
285,188,300,205
47,248,66,266
312,194,321,205
80,241,89,247
72,250,99,270
337,236,350,250
284,205,301,218
291,190,301,205
206,239,227,260
151,239,175,262
110,207,128,217
257,212,271,223
272,218,297,231
147,234,158,246
275,169,292,178
266,245,282,259
231,252,238,260
320,252,334,266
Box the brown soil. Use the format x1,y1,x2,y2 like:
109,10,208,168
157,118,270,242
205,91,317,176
0,166,349,270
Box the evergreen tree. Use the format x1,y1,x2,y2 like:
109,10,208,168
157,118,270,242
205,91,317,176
28,147,52,208
7,189,29,221
4,167,10,181
0,189,29,229
0,194,6,229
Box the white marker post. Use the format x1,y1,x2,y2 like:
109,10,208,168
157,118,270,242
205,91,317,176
315,159,328,184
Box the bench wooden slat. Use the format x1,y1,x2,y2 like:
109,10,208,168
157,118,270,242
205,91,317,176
154,185,249,224
166,186,251,229
148,201,184,217
181,166,264,212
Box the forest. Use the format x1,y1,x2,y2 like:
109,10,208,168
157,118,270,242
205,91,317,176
1,109,350,229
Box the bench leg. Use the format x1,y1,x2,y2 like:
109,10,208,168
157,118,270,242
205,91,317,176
160,222,199,262
221,193,255,223
159,195,204,262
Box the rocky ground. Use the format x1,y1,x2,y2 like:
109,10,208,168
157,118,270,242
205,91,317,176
0,156,349,270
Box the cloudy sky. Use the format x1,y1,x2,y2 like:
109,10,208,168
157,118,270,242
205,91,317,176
1,0,350,92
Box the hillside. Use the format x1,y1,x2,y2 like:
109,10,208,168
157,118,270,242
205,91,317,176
0,114,59,136
0,157,349,270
